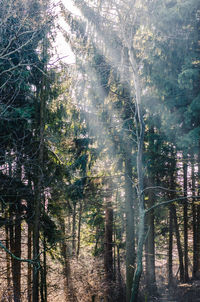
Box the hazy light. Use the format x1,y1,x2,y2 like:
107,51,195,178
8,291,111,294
53,0,81,65
61,0,81,16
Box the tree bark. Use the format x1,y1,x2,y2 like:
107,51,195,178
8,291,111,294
10,210,21,302
130,211,145,302
183,153,189,282
76,202,82,258
145,126,156,295
28,224,32,302
72,202,77,255
171,204,184,282
168,206,173,286
195,144,200,278
5,213,12,302
169,157,184,283
15,209,22,302
191,153,197,278
33,49,46,301
104,198,113,302
60,216,76,302
145,190,156,294
125,155,135,302
128,47,145,302
41,238,47,302
113,221,116,282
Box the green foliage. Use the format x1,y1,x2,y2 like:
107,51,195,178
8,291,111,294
41,212,62,246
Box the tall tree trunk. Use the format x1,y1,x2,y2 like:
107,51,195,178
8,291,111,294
104,197,113,302
113,221,116,282
28,224,32,302
128,47,145,302
10,211,21,302
33,51,46,301
5,213,12,302
145,126,156,295
191,153,197,278
169,156,184,283
196,207,200,278
196,145,200,278
171,204,184,282
125,155,135,302
10,213,15,298
168,206,173,286
40,238,47,302
117,245,122,285
72,202,77,255
10,153,22,302
14,209,22,301
76,202,82,258
145,190,156,294
121,46,136,302
183,153,189,281
60,216,76,302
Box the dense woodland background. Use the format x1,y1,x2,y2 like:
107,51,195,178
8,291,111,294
0,0,200,301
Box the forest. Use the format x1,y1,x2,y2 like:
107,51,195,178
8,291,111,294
0,0,199,301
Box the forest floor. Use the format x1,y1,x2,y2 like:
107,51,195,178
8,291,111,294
141,277,200,302
156,280,200,302
174,280,200,302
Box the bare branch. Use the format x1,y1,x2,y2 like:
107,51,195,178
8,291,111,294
0,240,40,268
145,195,200,215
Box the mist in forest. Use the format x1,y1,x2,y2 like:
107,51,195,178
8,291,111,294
0,0,199,301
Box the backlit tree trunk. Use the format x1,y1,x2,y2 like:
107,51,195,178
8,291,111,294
125,155,135,302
